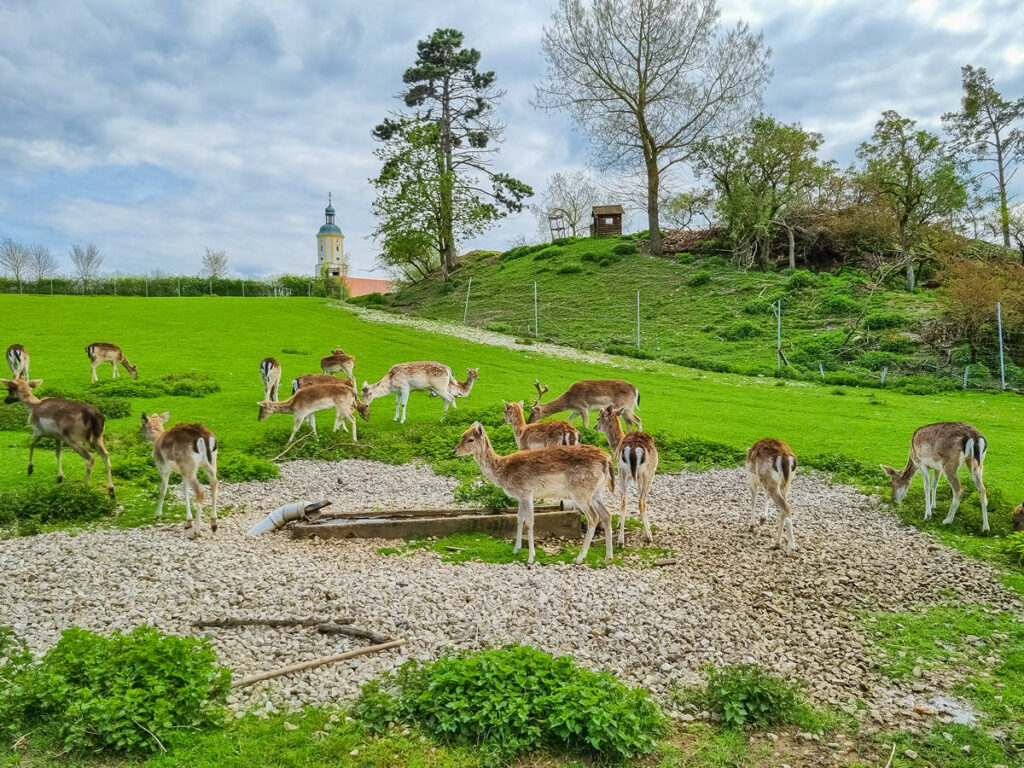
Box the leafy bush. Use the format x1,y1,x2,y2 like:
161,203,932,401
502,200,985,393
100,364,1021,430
818,291,859,315
722,320,761,341
453,477,515,509
863,311,904,330
700,255,730,268
216,453,280,482
556,262,583,275
949,344,973,367
704,664,802,728
802,452,886,486
785,270,816,291
439,278,461,294
0,625,230,755
353,645,665,766
687,270,712,287
89,372,220,399
650,432,746,472
0,484,116,530
484,321,513,334
878,335,914,354
580,251,599,263
857,350,898,371
1004,531,1024,564
91,396,132,419
966,362,992,387
0,403,26,431
351,291,385,306
551,236,577,246
890,375,959,395
532,247,560,261
675,252,694,264
597,254,621,267
612,242,638,256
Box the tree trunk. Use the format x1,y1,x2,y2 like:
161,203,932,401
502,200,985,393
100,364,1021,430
646,163,662,256
904,249,915,291
995,130,1011,249
786,225,795,270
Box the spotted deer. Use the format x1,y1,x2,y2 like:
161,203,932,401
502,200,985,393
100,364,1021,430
293,373,354,394
6,345,29,380
86,343,137,381
454,422,615,565
1013,503,1024,532
258,383,370,442
362,361,469,423
746,438,797,551
320,348,356,381
2,377,114,497
527,379,640,429
881,422,989,532
503,398,579,450
141,412,218,535
259,357,281,401
595,405,658,546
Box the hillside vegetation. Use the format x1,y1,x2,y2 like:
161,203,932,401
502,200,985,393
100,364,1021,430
370,235,1024,393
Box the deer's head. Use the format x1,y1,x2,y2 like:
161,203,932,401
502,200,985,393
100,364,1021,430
1,378,42,404
454,422,487,457
140,411,171,443
256,401,278,421
595,404,620,434
879,465,910,502
502,399,525,425
355,399,371,422
526,380,549,423
125,362,139,380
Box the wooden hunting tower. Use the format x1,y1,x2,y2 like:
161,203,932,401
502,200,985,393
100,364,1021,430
590,205,624,237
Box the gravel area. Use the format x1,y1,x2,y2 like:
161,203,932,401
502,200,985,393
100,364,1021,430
0,459,1017,724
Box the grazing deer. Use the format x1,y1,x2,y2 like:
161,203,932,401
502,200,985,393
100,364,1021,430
320,348,356,381
503,399,579,450
259,357,281,401
6,345,29,380
293,373,354,394
595,405,658,546
141,412,218,535
746,439,797,551
1013,503,1024,532
454,422,615,565
1,378,114,497
430,367,479,404
881,422,989,532
362,361,467,423
258,383,370,442
528,379,641,429
86,343,137,382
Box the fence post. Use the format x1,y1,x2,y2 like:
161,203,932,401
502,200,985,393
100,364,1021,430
308,282,311,297
49,279,53,295
534,281,539,338
819,362,825,381
145,276,149,297
963,365,970,390
997,301,1006,390
880,366,888,385
775,299,782,375
177,278,181,298
242,280,245,298
463,276,472,323
209,278,213,296
113,274,117,296
636,290,641,348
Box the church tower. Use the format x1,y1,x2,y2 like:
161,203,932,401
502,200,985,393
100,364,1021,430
316,193,347,278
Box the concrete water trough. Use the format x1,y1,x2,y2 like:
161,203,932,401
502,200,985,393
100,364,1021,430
290,504,582,540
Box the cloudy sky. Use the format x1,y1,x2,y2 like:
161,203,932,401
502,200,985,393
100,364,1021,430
1,0,1022,278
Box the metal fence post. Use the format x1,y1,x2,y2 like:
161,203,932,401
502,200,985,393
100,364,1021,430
636,290,641,348
242,280,245,297
534,282,539,338
819,362,825,381
880,366,888,385
997,301,1006,390
775,299,782,375
209,278,213,296
177,278,181,298
145,277,149,297
49,279,53,295
463,276,472,323
963,365,970,390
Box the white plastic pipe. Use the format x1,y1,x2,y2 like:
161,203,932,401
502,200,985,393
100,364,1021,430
247,500,325,535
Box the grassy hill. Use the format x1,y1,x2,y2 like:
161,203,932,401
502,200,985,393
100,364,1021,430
371,235,1022,393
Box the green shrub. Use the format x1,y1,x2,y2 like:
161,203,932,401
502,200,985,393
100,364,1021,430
597,254,621,267
665,354,736,375
453,477,515,509
789,331,847,368
0,403,26,431
89,372,220,399
216,453,280,482
722,320,761,341
90,396,132,419
966,362,992,387
704,664,802,728
686,270,712,287
353,645,665,766
580,251,599,263
0,484,116,529
556,262,583,275
612,242,638,256
484,321,513,334
1004,532,1024,564
700,255,729,268
949,344,973,367
818,292,859,315
650,432,746,472
351,291,385,306
863,311,904,330
675,252,694,264
857,350,898,371
878,335,914,354
785,270,816,291
890,375,958,395
532,247,560,261
0,625,230,755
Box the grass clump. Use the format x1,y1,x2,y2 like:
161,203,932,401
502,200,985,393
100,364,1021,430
784,270,816,291
0,483,117,533
703,664,804,729
612,241,638,256
687,270,712,287
1004,531,1024,564
353,645,666,766
857,350,899,371
0,625,230,756
722,320,761,341
216,453,280,482
89,372,220,399
863,311,905,330
556,262,583,275
819,291,859,315
484,321,513,333
0,403,26,431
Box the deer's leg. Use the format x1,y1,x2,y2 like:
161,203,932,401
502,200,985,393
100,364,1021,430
970,460,988,533
182,474,194,533
308,413,319,436
187,469,204,527
349,415,358,443
155,469,171,520
207,456,218,533
393,393,401,421
593,495,613,564
618,471,628,547
522,496,536,564
747,479,759,532
288,416,303,443
333,407,343,432
513,499,525,554
941,464,963,526
93,435,114,498
54,440,64,482
922,466,933,519
112,361,117,379
768,486,794,550
67,439,94,486
580,409,591,429
90,362,98,382
639,474,653,543
401,388,410,424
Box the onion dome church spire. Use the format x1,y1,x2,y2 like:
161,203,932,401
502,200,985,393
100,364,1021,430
316,192,346,278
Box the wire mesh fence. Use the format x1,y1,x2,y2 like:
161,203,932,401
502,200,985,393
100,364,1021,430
0,275,346,299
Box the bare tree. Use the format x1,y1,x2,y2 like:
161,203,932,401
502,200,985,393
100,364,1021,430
28,244,58,281
0,238,31,283
536,0,771,256
70,242,104,284
200,248,230,278
535,170,601,237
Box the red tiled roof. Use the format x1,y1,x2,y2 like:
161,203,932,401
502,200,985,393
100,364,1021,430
345,276,396,296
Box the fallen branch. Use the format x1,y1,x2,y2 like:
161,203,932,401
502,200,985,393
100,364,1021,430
316,623,390,644
882,742,896,768
653,558,678,567
195,617,354,629
232,638,406,688
272,433,313,462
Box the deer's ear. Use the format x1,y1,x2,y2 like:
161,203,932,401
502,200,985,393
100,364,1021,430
141,412,148,424
501,399,508,406
473,422,483,437
28,379,43,389
160,411,170,422
517,400,524,407
0,378,11,386
879,464,895,476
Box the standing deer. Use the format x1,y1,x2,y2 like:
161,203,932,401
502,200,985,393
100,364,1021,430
746,438,797,551
293,372,354,394
454,422,615,565
503,398,579,450
259,357,281,401
595,405,658,545
527,379,641,429
141,412,218,535
881,422,989,532
6,344,29,380
362,361,468,423
1013,503,1024,532
258,383,370,442
320,348,356,381
86,343,137,381
1,378,114,497
430,367,479,404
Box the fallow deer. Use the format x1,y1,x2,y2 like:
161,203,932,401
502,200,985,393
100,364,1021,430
1,378,114,497
141,412,218,535
881,422,989,532
362,361,467,423
746,438,797,551
429,367,479,405
595,405,658,546
454,422,615,565
503,399,579,450
1013,503,1024,532
258,383,370,442
527,379,641,429
320,348,356,381
86,343,138,382
6,344,29,380
259,357,281,401
293,373,354,394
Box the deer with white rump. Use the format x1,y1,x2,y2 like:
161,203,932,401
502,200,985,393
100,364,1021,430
259,357,281,401
528,379,640,429
6,345,29,380
503,384,579,450
258,383,370,442
362,361,476,423
320,348,356,381
881,422,989,532
142,412,218,535
293,373,354,394
454,422,615,565
2,377,114,497
746,438,797,551
595,405,658,545
86,343,137,381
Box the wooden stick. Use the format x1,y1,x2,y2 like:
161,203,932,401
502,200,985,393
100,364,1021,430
653,558,678,567
316,623,390,644
232,638,406,688
272,433,313,462
317,504,562,520
195,617,354,629
882,742,896,768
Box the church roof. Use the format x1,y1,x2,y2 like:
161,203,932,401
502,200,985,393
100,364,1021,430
318,224,342,236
